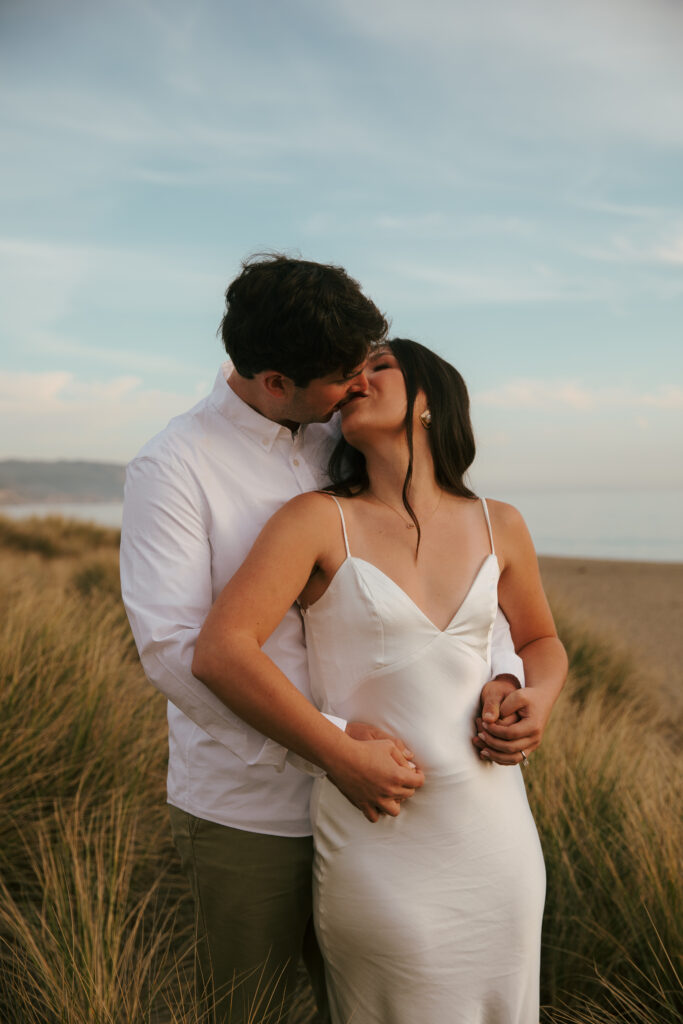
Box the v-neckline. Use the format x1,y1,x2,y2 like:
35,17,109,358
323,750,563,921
350,553,498,634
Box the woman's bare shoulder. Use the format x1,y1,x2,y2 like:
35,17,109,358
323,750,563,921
484,497,524,522
281,490,344,513
274,491,346,530
247,492,344,566
483,498,538,574
483,498,531,542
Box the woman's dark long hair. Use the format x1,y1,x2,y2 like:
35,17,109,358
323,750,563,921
328,338,477,552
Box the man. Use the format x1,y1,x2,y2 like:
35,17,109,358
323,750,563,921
120,254,528,1023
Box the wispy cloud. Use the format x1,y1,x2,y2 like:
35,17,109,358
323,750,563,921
330,0,683,146
476,380,683,411
385,261,601,305
570,199,678,221
0,237,88,347
0,370,206,460
0,370,194,408
303,211,535,240
652,236,683,267
0,236,225,371
578,226,683,267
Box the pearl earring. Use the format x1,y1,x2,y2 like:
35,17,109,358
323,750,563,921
420,409,432,429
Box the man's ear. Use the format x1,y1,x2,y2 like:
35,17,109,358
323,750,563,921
260,371,296,401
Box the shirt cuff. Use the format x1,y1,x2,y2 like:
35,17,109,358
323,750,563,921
246,714,348,776
323,712,347,733
491,652,525,688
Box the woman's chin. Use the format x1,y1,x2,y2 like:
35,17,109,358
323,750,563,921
339,405,363,431
339,419,368,447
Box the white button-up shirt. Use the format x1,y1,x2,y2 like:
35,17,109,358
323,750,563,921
120,363,523,837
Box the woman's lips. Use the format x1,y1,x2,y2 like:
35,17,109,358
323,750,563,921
339,394,367,413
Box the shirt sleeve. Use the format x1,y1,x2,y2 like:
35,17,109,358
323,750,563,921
490,607,525,687
120,455,295,768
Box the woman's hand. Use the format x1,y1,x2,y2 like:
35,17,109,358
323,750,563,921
326,736,425,823
473,502,569,767
472,683,556,765
471,674,520,763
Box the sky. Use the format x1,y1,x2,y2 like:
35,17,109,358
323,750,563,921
1,0,682,492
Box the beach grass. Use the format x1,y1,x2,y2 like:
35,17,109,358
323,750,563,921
0,515,680,1022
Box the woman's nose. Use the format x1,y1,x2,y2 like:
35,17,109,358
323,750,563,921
348,371,369,395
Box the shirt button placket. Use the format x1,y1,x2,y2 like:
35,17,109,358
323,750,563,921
291,435,308,490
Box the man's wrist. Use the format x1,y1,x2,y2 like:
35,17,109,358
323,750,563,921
493,673,521,690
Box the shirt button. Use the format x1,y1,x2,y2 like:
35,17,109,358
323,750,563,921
293,458,300,466
262,438,268,446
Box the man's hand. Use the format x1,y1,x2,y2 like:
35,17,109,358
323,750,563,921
472,674,520,763
327,727,424,823
472,681,554,766
479,675,520,725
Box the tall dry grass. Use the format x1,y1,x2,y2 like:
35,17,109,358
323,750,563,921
531,613,682,1022
0,515,680,1022
0,519,200,1022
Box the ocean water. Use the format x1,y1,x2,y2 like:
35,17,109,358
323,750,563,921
495,487,683,563
2,502,125,529
2,488,682,563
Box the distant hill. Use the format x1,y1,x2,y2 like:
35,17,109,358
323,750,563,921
0,460,126,504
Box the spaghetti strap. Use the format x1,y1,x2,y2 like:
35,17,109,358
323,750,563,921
326,494,351,558
480,497,495,556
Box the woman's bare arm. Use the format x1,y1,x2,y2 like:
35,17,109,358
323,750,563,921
192,492,424,820
473,502,568,764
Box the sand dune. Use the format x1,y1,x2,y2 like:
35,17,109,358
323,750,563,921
539,555,683,707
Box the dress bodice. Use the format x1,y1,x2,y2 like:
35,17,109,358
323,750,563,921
302,499,501,777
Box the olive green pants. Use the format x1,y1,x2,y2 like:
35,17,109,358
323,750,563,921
169,805,329,1024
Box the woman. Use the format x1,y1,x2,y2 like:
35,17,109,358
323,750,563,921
193,339,567,1023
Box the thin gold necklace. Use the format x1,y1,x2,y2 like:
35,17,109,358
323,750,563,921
368,490,442,529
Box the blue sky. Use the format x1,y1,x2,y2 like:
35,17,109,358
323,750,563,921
1,0,681,491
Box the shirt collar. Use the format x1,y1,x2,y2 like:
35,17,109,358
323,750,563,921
209,362,300,452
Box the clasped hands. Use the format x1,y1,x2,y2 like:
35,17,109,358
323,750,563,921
471,674,552,766
332,676,550,822
328,721,424,823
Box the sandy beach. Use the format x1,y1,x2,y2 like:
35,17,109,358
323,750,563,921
539,555,683,705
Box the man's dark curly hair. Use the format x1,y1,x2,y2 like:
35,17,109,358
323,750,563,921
219,253,388,387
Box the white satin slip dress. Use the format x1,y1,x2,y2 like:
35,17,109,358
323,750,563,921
301,496,545,1024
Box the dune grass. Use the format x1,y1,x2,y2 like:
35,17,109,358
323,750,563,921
0,515,680,1022
530,612,682,1021
0,525,200,1022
